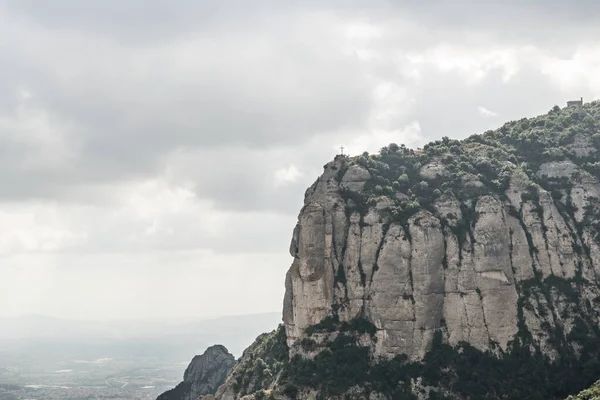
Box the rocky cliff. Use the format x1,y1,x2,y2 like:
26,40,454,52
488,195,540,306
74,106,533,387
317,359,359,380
157,345,235,400
209,102,600,399
283,156,598,361
284,105,600,365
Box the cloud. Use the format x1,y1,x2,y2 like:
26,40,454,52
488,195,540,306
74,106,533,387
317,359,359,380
0,205,86,255
1,0,600,319
0,179,298,256
274,165,303,186
540,46,600,97
384,1,600,48
478,106,499,118
342,121,423,156
0,4,373,202
0,251,288,320
0,1,598,205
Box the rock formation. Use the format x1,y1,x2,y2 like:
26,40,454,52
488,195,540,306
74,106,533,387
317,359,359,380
206,102,600,399
157,345,235,400
282,155,600,361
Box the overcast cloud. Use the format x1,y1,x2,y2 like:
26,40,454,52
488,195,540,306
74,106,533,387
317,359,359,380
1,0,600,321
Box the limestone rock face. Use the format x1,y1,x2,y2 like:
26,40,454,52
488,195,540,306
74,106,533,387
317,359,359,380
283,159,345,347
341,164,371,192
420,160,448,179
157,345,235,400
282,156,600,361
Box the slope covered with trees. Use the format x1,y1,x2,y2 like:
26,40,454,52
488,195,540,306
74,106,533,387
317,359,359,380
566,380,600,400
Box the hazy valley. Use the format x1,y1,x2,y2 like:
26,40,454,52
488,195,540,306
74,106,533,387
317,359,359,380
0,313,280,400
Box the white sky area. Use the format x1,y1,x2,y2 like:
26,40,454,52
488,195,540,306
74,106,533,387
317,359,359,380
1,0,600,321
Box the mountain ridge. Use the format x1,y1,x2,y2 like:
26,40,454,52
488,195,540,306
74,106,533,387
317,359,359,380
193,101,600,399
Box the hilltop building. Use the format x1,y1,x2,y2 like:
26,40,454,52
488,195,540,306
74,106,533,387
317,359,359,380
567,97,583,107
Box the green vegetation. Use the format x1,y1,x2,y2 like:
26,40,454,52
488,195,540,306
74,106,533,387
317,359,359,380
231,325,289,398
280,317,417,399
337,101,600,231
566,380,600,400
304,315,377,337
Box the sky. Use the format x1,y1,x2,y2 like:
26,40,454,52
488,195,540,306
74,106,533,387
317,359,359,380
1,0,600,321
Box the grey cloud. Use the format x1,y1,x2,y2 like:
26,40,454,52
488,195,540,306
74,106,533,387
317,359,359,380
163,146,323,214
1,0,384,43
0,0,599,209
386,1,600,49
84,210,297,255
0,6,371,202
3,0,600,320
410,66,569,142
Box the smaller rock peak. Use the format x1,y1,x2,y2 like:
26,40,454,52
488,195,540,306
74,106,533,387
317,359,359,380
185,345,235,380
203,344,231,355
158,345,235,400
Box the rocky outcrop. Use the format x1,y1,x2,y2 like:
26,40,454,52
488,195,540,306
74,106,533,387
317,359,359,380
157,345,235,400
283,155,600,362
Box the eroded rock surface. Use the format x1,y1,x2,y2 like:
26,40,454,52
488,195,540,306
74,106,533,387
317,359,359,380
283,157,600,361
